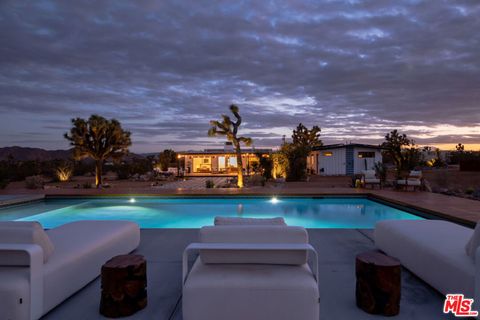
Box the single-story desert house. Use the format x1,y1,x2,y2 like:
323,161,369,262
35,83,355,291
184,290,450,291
178,143,272,176
307,143,383,176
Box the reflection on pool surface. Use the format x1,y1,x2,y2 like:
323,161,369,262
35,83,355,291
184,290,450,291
0,197,424,228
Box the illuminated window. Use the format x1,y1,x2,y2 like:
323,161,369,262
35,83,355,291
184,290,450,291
358,152,375,158
323,152,333,157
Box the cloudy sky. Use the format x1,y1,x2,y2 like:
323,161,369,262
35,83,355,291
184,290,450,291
0,0,479,152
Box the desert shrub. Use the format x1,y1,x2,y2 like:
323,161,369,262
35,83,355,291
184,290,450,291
250,174,266,186
256,154,273,180
25,175,44,189
73,160,95,176
287,152,307,181
373,162,387,183
465,187,475,195
55,163,73,182
113,159,153,179
205,180,215,188
113,163,131,180
0,179,8,189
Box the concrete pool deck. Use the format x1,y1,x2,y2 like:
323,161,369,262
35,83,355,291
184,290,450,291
42,229,454,320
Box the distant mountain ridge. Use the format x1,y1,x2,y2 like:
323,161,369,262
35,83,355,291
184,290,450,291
0,146,72,161
0,146,144,161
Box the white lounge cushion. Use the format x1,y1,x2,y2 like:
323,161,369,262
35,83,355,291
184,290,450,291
183,259,319,320
410,170,422,177
362,170,377,179
199,226,308,265
375,220,474,297
42,220,140,313
0,221,54,263
214,216,286,226
364,178,380,184
466,222,480,260
396,179,421,186
406,180,421,186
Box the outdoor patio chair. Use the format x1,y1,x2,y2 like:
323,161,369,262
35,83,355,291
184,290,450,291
396,170,422,191
375,219,479,309
361,170,381,188
182,222,319,320
0,220,140,320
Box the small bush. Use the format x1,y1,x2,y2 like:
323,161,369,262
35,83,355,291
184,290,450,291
0,179,9,189
205,180,215,188
55,164,73,182
465,187,475,195
250,174,266,186
25,175,44,189
114,164,131,180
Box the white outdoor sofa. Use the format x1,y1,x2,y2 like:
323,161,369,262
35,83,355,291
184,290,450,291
396,170,422,191
0,220,140,320
182,218,320,320
361,170,381,189
375,219,479,307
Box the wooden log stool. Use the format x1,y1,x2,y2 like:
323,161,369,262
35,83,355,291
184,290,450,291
100,254,147,318
355,250,401,316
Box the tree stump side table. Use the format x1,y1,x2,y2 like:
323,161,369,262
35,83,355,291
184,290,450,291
355,250,401,316
100,254,147,318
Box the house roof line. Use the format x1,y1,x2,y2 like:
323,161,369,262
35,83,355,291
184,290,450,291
312,143,384,151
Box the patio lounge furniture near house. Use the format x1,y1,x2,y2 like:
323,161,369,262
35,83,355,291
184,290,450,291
396,170,422,191
182,218,320,320
375,220,479,309
0,220,140,320
361,170,381,189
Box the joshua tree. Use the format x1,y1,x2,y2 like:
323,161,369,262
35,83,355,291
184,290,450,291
64,114,131,188
382,129,420,176
292,123,322,150
208,105,252,188
158,149,177,171
284,123,322,181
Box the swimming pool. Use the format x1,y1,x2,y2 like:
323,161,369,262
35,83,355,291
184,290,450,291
0,196,424,228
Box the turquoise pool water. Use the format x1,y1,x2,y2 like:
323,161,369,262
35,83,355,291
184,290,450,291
0,197,424,228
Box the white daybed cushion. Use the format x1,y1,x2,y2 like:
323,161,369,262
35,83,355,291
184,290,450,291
0,221,54,263
183,259,319,320
362,170,377,179
214,216,286,226
466,222,480,260
199,226,308,265
375,220,474,297
410,170,422,177
42,220,140,313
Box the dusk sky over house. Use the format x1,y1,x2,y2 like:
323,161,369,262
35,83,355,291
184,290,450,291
0,0,479,153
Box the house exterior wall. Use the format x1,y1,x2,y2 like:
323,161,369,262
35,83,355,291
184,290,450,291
310,146,383,176
353,147,382,174
178,152,265,176
317,148,346,175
